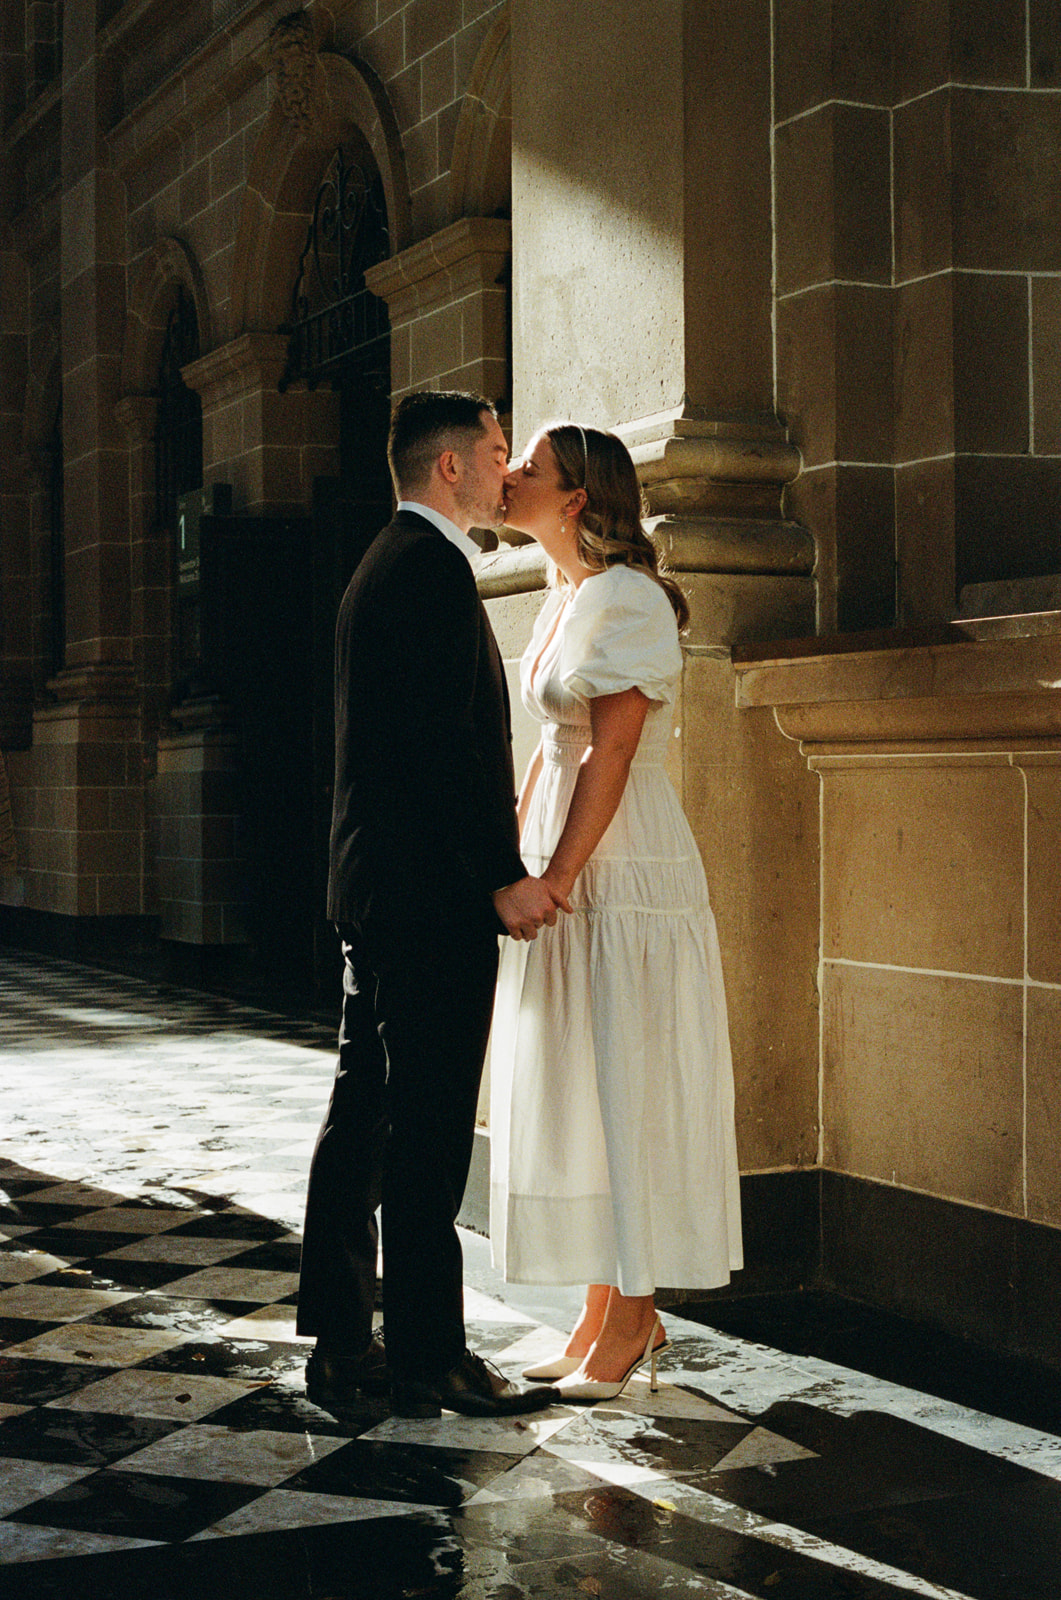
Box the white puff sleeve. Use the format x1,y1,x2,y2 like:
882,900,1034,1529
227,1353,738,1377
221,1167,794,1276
558,566,682,704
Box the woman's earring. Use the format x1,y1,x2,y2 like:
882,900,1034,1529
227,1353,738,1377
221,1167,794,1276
560,512,567,537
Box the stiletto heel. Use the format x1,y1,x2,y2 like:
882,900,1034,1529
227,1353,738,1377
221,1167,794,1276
555,1315,668,1404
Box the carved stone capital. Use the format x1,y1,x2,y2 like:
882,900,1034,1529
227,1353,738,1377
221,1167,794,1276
181,334,290,409
365,217,512,321
268,11,330,135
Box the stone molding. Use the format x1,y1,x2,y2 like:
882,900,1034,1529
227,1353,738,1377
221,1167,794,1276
364,217,511,322
615,409,801,520
164,697,234,734
181,333,289,410
476,543,547,600
733,622,1061,747
651,517,814,576
38,663,139,715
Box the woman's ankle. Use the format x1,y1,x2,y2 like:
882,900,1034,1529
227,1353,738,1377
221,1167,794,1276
563,1283,612,1357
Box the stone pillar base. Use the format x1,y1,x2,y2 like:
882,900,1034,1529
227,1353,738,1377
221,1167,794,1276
156,719,248,946
8,665,145,917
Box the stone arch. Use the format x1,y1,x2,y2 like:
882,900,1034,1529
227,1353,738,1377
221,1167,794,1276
122,236,211,396
230,52,411,340
450,8,512,218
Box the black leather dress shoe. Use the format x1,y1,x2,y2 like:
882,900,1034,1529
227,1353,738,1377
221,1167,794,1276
390,1348,559,1418
306,1331,389,1409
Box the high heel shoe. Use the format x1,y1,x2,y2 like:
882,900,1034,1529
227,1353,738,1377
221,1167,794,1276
521,1354,581,1380
554,1316,669,1403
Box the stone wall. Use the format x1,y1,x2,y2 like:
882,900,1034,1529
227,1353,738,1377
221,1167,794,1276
775,0,1061,632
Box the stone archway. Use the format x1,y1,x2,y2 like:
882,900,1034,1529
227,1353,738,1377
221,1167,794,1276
450,8,512,219
122,236,212,398
230,49,411,341
118,235,210,734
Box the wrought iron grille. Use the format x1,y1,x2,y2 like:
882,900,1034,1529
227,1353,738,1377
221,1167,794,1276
280,147,390,392
154,287,203,532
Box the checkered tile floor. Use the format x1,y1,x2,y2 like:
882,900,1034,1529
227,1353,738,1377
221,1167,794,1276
2,949,1061,1599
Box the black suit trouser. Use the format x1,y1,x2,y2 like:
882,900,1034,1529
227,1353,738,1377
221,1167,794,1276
296,917,499,1382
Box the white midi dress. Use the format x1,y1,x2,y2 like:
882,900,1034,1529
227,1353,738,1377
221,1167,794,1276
489,565,743,1296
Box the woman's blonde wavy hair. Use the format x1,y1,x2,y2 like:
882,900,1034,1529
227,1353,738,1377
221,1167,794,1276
544,422,689,631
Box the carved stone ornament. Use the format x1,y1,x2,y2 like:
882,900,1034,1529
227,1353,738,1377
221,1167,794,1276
269,11,327,133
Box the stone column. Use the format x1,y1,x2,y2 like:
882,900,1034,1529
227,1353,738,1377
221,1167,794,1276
0,242,32,747
499,0,821,1183
60,0,128,672
16,0,147,923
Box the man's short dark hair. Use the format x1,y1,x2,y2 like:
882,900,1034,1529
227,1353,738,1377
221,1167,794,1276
388,390,497,497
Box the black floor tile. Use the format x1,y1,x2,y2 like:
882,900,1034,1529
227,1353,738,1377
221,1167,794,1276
0,1355,112,1406
206,1382,381,1438
83,1294,249,1336
220,1241,302,1271
0,1407,180,1467
164,1214,289,1241
136,1338,308,1382
75,1258,200,1292
287,1437,515,1508
29,1265,134,1291
547,1409,753,1484
13,1229,145,1257
0,1318,56,1347
8,1465,261,1542
0,1240,88,1266
0,1202,98,1226
0,1510,460,1600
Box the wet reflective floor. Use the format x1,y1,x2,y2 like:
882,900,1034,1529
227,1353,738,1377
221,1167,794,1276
2,949,1061,1598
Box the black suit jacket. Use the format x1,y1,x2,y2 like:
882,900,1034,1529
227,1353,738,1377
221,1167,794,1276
327,509,526,932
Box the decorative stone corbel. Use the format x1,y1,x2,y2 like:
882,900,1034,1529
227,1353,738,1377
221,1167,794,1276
268,11,330,135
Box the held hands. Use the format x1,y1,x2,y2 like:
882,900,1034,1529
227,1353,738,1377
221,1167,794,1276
492,875,573,941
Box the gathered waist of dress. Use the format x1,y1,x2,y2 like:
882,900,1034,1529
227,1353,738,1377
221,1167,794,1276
541,725,667,768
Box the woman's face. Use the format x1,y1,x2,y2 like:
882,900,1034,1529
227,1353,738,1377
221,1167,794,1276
502,433,579,558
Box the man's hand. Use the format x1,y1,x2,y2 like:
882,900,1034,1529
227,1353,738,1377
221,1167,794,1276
492,876,572,940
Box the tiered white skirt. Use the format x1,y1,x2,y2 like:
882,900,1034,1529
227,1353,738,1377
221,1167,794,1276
489,727,743,1296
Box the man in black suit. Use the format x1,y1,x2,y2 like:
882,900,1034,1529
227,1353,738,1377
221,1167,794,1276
298,391,566,1418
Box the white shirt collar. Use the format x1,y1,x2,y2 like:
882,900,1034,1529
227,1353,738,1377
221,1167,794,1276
397,501,480,567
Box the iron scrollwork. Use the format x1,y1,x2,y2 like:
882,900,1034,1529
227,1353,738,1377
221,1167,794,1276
280,147,390,392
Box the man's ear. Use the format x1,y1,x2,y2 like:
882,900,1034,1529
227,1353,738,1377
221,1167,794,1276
438,449,460,485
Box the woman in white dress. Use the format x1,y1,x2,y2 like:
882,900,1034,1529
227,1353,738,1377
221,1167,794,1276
489,422,743,1402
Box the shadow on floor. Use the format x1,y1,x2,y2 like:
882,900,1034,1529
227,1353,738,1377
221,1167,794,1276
681,1289,1061,1438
